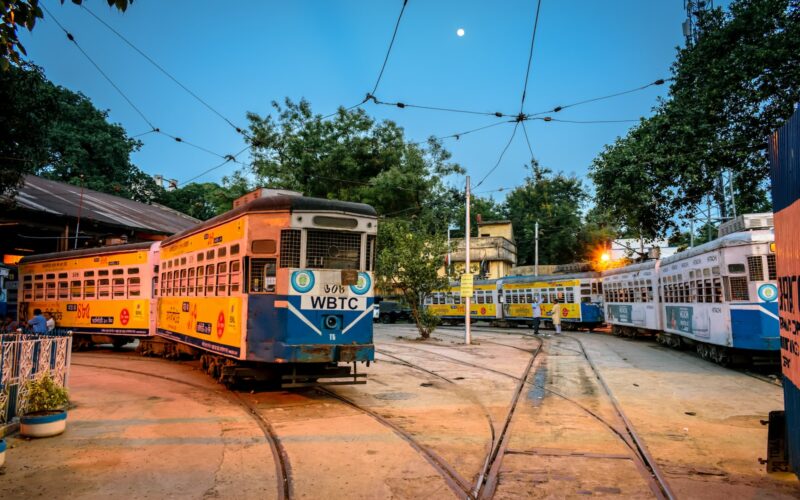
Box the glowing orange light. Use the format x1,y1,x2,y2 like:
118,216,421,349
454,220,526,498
600,252,610,262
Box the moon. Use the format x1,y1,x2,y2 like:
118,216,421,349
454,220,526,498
456,28,465,37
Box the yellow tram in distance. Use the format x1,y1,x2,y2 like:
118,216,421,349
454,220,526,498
18,242,158,349
425,279,501,324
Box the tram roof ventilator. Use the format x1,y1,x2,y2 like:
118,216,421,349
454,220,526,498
717,212,774,238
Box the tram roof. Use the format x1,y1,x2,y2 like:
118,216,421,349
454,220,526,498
601,259,657,278
498,271,600,284
661,229,773,266
19,241,153,265
162,195,377,244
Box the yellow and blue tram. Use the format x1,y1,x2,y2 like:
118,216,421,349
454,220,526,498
19,195,378,386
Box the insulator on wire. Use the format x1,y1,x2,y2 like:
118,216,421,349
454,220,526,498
553,106,562,112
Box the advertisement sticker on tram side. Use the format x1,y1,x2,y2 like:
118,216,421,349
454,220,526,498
157,296,243,358
608,304,633,324
20,299,150,335
665,305,693,334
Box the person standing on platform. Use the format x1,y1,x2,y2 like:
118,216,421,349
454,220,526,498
552,303,563,334
531,296,542,335
27,309,47,334
45,312,56,333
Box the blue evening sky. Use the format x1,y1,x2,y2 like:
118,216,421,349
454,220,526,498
20,1,725,200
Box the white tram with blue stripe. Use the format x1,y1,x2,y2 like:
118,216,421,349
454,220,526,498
603,220,779,365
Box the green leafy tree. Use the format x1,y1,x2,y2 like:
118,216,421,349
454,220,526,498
2,0,131,70
1,63,161,203
159,173,252,220
376,218,450,339
246,98,464,219
504,162,587,265
590,0,800,237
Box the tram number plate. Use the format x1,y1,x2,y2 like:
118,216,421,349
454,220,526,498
302,296,366,311
323,284,346,295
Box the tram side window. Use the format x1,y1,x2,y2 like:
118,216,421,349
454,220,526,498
84,279,96,298
205,264,215,295
704,278,713,303
486,292,494,304
164,271,171,296
195,266,205,296
249,259,276,293
172,271,180,296
180,269,188,296
46,281,56,300
98,279,110,298
728,276,749,301
747,256,764,281
70,280,82,299
230,260,241,293
476,291,484,304
566,290,575,303
216,262,228,295
713,277,722,303
113,278,126,298
58,281,69,299
128,277,141,297
767,254,777,280
187,268,196,295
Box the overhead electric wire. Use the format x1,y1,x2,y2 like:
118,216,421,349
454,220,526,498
42,5,247,169
370,96,513,118
521,120,535,159
179,145,250,186
527,78,668,116
475,121,520,189
547,118,641,124
371,0,409,95
519,0,543,112
409,119,515,146
474,0,543,190
80,4,249,137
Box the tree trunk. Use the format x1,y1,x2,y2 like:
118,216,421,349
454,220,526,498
408,300,430,340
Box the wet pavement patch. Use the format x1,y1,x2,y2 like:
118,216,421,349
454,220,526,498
374,392,415,401
527,365,548,406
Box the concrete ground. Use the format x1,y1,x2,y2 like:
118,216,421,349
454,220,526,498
0,325,798,499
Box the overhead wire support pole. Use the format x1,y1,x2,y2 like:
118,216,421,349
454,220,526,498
465,176,472,346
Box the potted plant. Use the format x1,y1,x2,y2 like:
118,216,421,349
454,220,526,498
19,373,69,438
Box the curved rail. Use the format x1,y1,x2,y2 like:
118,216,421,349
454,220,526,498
71,361,293,500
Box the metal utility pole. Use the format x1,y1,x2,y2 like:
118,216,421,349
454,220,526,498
74,177,85,250
464,176,472,345
729,170,737,219
534,221,539,276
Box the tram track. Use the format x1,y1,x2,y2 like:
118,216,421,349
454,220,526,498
417,327,676,499
71,361,293,500
558,335,676,500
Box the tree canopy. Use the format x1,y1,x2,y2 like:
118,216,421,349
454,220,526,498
0,63,161,202
590,0,799,238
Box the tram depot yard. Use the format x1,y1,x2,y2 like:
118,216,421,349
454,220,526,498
1,324,798,499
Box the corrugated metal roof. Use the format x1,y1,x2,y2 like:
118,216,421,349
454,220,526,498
13,175,199,235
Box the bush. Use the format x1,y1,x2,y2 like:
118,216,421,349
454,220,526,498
23,373,69,415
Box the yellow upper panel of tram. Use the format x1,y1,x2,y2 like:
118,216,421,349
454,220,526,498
434,283,496,293
503,279,580,290
19,250,148,275
161,217,245,259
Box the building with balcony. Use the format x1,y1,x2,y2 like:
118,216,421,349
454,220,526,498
444,220,517,279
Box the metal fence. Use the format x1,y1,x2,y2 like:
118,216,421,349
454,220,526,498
0,331,72,423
